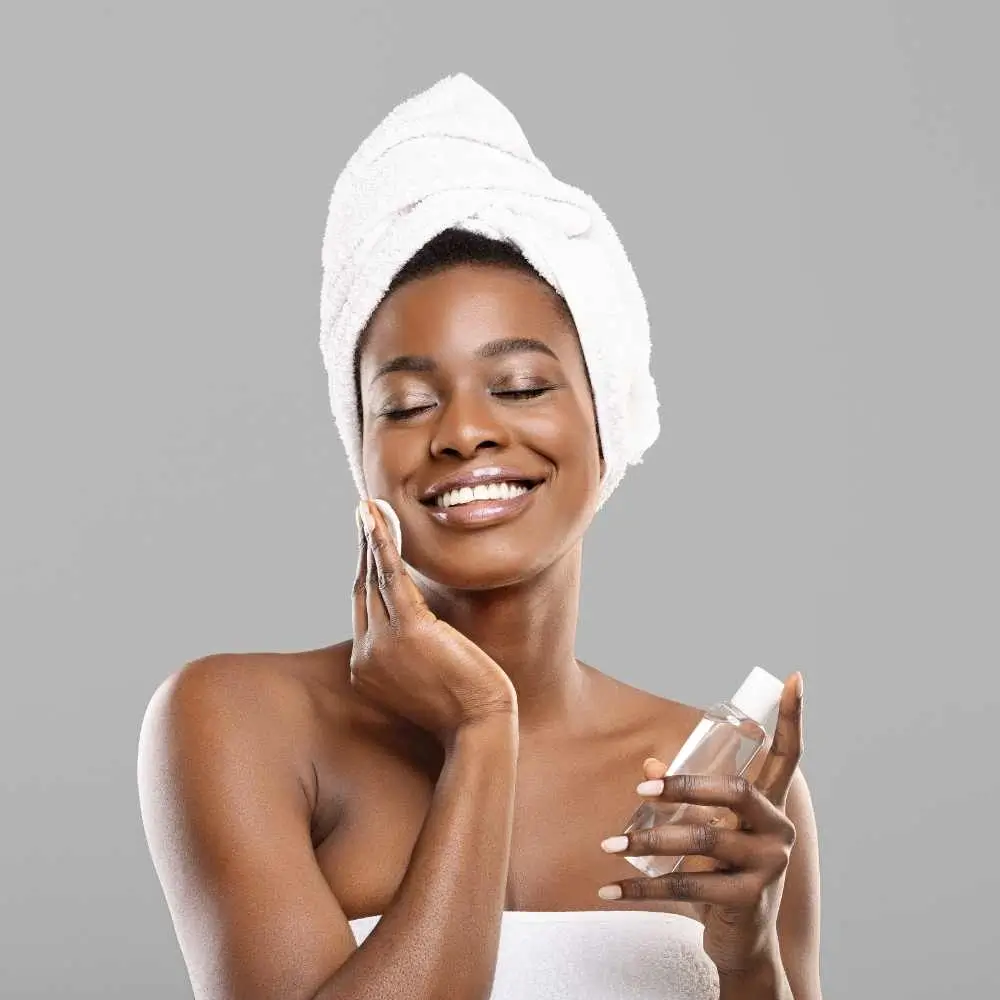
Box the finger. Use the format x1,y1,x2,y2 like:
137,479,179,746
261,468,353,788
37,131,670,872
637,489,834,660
365,500,423,622
362,507,389,626
352,509,368,636
753,672,804,808
636,773,785,833
364,500,432,619
598,870,764,906
603,823,781,871
371,498,403,554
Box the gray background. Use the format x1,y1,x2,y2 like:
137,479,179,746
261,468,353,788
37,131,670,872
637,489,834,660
2,2,997,997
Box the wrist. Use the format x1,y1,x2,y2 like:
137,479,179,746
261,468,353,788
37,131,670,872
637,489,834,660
447,706,519,752
716,936,792,1000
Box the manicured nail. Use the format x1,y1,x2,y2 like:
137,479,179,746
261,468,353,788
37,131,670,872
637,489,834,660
598,884,623,900
636,779,664,796
358,501,374,534
601,836,629,854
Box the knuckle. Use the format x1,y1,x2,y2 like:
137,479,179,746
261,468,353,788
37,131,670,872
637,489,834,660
671,773,699,798
624,829,651,855
768,845,792,876
412,606,437,628
665,874,699,900
688,823,720,855
349,635,370,663
780,818,797,847
730,775,753,801
628,879,660,901
363,632,386,655
633,827,670,856
352,576,367,598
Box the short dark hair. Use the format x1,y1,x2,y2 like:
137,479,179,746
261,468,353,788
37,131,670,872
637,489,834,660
383,227,574,325
353,228,576,427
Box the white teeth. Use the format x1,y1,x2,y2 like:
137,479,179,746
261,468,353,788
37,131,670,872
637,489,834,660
435,481,531,508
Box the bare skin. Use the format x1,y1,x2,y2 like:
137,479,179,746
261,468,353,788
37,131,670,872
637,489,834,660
138,264,821,1000
280,641,705,917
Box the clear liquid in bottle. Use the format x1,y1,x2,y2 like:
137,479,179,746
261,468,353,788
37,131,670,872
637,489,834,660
623,667,785,878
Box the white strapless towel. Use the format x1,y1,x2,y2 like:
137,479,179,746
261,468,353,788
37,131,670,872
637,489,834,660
349,909,720,999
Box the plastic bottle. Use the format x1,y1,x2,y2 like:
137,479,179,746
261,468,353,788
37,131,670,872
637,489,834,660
622,666,786,878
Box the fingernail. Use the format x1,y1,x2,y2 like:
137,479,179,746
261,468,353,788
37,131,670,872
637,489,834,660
795,672,804,699
601,836,629,854
598,884,623,900
358,501,374,534
636,779,664,796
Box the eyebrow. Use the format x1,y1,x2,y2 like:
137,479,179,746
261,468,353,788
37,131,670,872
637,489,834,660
370,337,559,384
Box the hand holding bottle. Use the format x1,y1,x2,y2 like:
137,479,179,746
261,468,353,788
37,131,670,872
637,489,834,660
350,499,517,741
597,672,804,978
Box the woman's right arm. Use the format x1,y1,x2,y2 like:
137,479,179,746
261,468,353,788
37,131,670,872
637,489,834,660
137,657,518,1000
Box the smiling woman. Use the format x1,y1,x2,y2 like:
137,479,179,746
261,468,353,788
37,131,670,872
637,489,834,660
137,73,822,1000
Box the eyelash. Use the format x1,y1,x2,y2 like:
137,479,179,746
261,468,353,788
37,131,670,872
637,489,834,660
383,387,552,420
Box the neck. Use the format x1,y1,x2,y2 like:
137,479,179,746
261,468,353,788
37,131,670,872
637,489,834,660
414,545,591,735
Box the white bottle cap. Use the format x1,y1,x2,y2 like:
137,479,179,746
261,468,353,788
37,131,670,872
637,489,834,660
729,667,785,726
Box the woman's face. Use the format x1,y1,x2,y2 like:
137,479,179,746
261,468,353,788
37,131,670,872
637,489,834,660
358,263,604,590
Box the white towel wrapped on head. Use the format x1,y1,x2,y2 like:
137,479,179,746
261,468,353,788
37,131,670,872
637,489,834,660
319,72,660,510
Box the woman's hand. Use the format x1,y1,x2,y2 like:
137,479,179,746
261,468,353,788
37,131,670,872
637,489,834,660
598,673,804,980
350,500,517,742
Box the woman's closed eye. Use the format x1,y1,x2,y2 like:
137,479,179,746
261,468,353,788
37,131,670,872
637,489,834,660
489,372,562,401
381,402,436,420
493,386,552,401
379,384,559,420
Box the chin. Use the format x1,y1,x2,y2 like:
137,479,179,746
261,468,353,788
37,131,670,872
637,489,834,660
407,541,567,594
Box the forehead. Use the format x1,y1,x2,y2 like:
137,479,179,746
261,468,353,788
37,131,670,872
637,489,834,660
358,265,576,367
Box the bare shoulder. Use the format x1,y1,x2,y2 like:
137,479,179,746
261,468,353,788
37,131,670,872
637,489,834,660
138,643,358,812
145,641,359,713
141,645,338,730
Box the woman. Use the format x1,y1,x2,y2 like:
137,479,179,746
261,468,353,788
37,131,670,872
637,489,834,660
138,76,821,1000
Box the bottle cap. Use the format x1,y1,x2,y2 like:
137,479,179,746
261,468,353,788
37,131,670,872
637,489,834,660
730,667,785,726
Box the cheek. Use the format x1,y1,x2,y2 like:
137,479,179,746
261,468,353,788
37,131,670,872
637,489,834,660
543,392,603,470
360,428,410,494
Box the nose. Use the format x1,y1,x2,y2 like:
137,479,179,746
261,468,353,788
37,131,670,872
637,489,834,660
428,386,511,460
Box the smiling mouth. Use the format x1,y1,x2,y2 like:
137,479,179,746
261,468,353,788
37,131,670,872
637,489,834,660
421,479,542,510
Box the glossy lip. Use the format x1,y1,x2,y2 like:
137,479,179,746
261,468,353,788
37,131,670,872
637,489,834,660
424,479,542,528
419,465,545,504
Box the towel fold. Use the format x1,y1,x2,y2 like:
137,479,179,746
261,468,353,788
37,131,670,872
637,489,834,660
320,72,660,509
